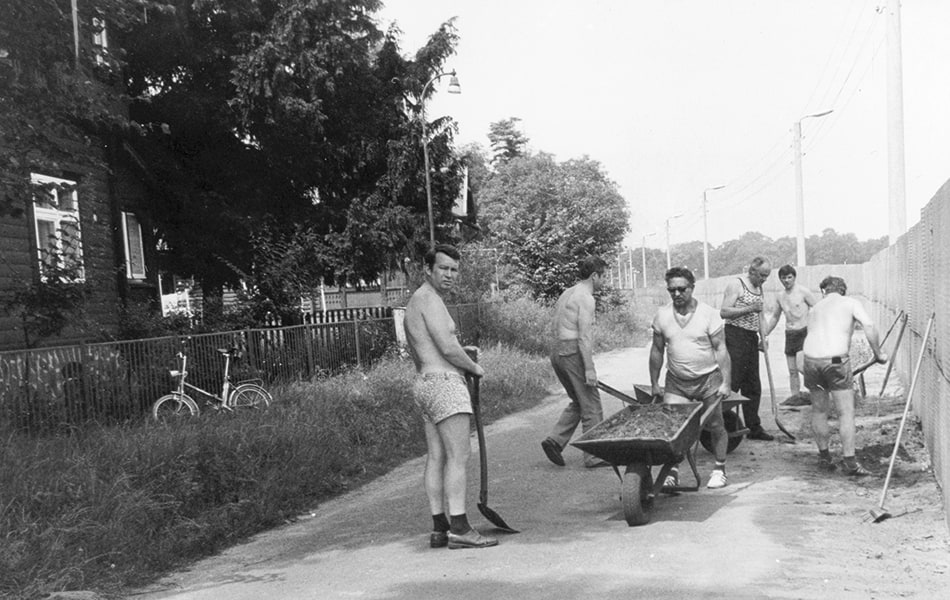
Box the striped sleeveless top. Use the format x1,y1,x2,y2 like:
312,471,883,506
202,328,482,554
727,277,761,331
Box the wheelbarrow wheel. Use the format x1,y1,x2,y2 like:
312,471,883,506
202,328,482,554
700,409,743,454
622,463,654,526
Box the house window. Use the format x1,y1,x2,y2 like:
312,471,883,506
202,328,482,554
31,173,85,282
122,211,146,279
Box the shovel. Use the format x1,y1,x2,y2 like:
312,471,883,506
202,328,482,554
763,349,795,441
464,349,519,533
869,312,934,523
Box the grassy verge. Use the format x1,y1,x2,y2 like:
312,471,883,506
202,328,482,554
0,347,551,599
0,298,649,599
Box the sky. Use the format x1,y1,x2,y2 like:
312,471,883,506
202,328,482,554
375,0,950,251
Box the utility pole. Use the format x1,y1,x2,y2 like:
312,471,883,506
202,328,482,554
702,185,724,279
886,0,907,242
641,232,656,288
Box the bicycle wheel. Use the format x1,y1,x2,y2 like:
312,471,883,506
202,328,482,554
152,393,199,421
228,384,271,410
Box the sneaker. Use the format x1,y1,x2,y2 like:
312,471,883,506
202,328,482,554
818,457,837,472
447,528,499,549
429,531,449,548
843,461,872,477
541,438,565,466
747,427,775,441
707,469,728,489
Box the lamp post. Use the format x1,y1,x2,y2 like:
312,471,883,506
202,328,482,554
793,109,833,266
421,70,461,247
641,232,656,288
702,185,725,280
665,213,684,270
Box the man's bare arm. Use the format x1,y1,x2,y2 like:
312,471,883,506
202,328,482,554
576,293,597,385
853,301,887,363
649,329,665,396
710,326,732,398
720,280,758,320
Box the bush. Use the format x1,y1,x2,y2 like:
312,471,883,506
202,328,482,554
480,292,650,355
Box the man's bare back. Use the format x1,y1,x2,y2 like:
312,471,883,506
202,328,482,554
405,282,464,376
552,283,592,341
803,293,872,358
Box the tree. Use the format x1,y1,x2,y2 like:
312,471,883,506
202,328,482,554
479,153,629,299
120,2,463,320
487,117,529,166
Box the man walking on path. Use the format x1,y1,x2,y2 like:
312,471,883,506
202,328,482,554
650,267,732,488
541,255,610,468
720,256,774,441
404,244,497,549
763,265,818,403
803,276,886,475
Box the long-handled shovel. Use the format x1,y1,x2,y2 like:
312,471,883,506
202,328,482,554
869,312,935,523
464,349,518,533
763,349,795,441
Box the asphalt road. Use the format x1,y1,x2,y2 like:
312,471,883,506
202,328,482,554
132,333,949,600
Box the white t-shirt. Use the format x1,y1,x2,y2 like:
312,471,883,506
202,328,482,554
652,301,724,379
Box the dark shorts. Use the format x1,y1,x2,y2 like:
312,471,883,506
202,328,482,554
803,355,853,392
664,370,724,431
664,370,723,403
412,372,472,424
785,327,807,356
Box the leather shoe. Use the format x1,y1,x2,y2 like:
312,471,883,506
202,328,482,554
447,529,498,549
430,531,448,548
541,438,565,466
747,427,774,441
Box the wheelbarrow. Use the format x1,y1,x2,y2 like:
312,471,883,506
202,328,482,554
601,382,749,454
572,400,710,526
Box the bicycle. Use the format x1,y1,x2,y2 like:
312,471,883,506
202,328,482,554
152,344,272,421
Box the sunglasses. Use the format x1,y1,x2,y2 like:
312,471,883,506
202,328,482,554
667,286,691,295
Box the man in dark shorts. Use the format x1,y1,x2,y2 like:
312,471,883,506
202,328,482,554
650,267,732,488
404,244,497,549
803,276,886,476
763,265,818,403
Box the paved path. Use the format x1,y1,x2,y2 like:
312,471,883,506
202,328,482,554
133,330,947,600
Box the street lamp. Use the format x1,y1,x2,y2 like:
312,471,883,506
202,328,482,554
641,232,656,288
793,109,833,266
421,70,461,247
702,185,725,280
665,213,684,270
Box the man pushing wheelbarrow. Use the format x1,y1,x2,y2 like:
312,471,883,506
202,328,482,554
647,267,732,490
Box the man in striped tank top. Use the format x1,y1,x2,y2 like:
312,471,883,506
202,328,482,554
720,256,774,441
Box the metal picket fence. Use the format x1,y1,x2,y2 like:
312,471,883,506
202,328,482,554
0,304,483,433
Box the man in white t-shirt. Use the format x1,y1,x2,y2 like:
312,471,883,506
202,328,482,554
649,267,733,488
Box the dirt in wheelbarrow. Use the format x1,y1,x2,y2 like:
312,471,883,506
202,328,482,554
588,404,694,440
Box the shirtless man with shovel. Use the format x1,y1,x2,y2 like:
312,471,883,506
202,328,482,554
803,276,886,475
405,244,498,549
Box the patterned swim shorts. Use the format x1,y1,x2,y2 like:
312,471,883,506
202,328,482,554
412,372,472,424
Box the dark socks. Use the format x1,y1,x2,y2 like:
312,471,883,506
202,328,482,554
449,513,472,535
432,513,450,533
714,461,726,472
819,448,833,461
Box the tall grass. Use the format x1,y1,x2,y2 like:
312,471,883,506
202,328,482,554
0,347,551,599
